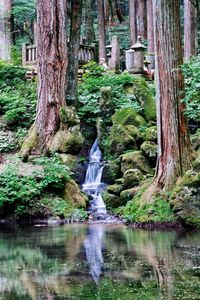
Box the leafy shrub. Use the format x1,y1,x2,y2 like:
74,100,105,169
182,55,200,122
117,192,174,223
82,61,106,77
78,72,143,124
0,156,71,217
0,63,37,129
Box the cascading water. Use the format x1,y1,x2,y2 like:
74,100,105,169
82,139,107,214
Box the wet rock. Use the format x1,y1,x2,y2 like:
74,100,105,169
121,151,152,174
123,168,144,189
102,191,128,209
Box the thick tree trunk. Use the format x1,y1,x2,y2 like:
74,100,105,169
97,0,106,64
153,0,191,191
0,0,12,61
82,0,95,43
20,0,67,158
146,0,154,68
66,0,82,106
184,0,197,60
135,0,147,39
129,0,137,46
114,0,125,23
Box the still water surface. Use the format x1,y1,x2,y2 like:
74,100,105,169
0,224,199,300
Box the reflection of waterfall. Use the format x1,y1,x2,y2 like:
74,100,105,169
82,139,106,214
84,225,105,283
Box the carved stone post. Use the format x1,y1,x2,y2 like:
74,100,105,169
125,48,135,70
109,36,120,72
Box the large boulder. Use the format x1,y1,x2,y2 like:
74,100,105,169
63,179,88,208
102,159,121,184
141,126,157,142
120,186,141,202
102,191,127,209
112,107,146,127
109,123,137,155
121,151,152,174
123,168,144,189
59,106,80,127
140,141,157,161
107,184,124,195
170,170,200,228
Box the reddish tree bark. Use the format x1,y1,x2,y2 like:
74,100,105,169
184,0,198,60
0,0,12,60
20,0,68,159
135,0,147,39
129,0,137,46
97,0,106,64
146,0,154,68
152,0,191,191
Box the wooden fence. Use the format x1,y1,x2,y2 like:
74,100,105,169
22,43,97,67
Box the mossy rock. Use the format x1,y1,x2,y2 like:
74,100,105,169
19,124,38,161
102,191,127,209
102,159,121,184
96,117,108,150
63,179,88,208
141,126,157,142
124,125,141,141
120,186,141,202
121,151,152,174
59,154,77,169
108,123,137,155
50,129,84,154
60,106,80,126
140,141,157,160
123,168,144,189
112,107,146,127
190,131,200,150
107,184,124,195
170,170,200,228
99,86,114,118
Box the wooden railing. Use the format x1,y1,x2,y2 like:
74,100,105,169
22,43,97,67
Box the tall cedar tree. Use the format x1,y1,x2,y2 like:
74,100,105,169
184,0,198,60
97,0,106,63
129,0,137,46
66,0,82,106
0,0,12,60
152,0,191,192
20,0,67,158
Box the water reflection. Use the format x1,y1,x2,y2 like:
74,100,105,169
84,225,104,283
0,224,199,299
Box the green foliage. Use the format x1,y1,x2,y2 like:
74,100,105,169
82,61,106,77
182,55,200,121
118,192,175,223
0,156,71,217
78,72,143,124
0,63,36,129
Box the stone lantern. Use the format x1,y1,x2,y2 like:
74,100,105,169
131,37,146,73
125,48,135,70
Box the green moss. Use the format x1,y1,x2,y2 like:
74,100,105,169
102,191,127,210
107,184,124,195
140,141,157,160
63,179,88,208
102,159,121,184
112,107,146,127
142,126,157,142
19,124,38,161
59,106,80,126
121,151,152,174
123,168,144,189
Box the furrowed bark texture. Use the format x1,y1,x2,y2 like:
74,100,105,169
135,0,147,39
129,0,137,46
82,0,95,43
66,0,82,106
97,0,106,63
184,0,197,60
0,0,12,60
36,0,67,151
153,0,191,190
146,0,154,66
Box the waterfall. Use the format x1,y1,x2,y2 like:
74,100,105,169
82,139,107,214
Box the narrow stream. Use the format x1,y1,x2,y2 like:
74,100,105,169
82,139,107,215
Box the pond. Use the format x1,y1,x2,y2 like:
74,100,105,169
0,224,199,300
